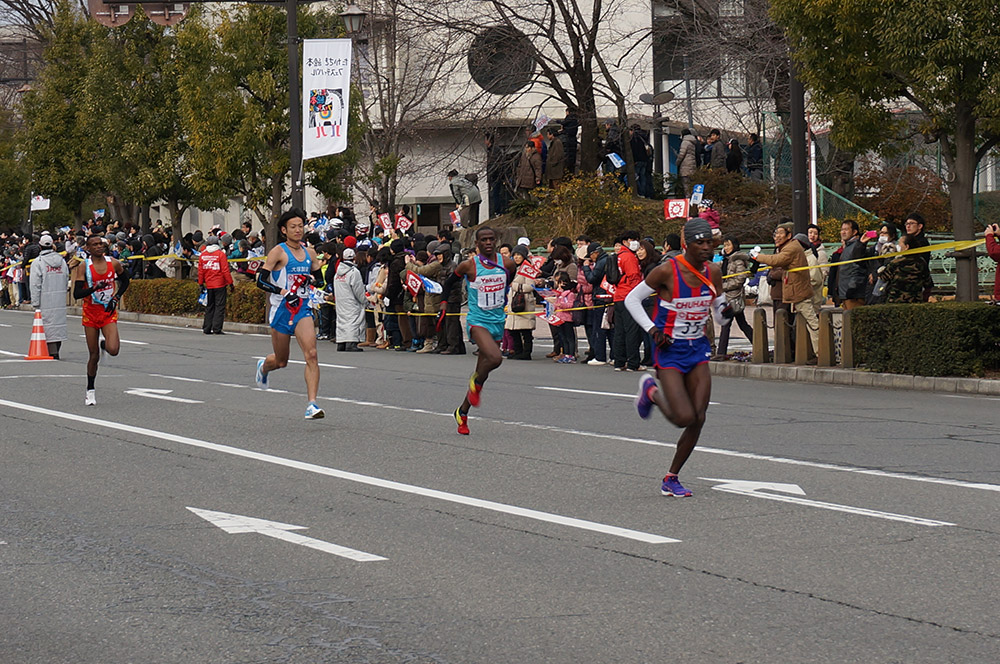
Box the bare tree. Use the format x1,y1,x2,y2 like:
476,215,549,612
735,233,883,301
0,0,86,40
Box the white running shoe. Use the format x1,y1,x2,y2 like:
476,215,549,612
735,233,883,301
255,358,269,389
586,359,606,366
85,389,96,406
304,402,325,419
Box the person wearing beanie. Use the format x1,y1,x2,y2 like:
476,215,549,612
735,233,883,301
504,244,537,360
29,232,70,359
626,217,731,498
333,246,367,351
197,233,234,335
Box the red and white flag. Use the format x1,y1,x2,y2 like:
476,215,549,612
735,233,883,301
404,270,423,297
538,311,563,326
449,209,462,228
599,276,617,295
517,256,541,279
664,199,689,220
395,214,413,232
379,212,393,231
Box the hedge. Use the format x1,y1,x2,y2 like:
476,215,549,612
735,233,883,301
123,279,268,324
852,302,1000,377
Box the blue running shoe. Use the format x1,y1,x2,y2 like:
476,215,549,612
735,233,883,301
635,374,658,419
255,358,269,390
304,402,325,419
661,474,692,497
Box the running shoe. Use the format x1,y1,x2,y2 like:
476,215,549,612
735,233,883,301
587,359,607,366
635,374,658,419
84,389,96,407
454,407,470,435
304,402,325,419
466,372,482,408
255,358,269,389
661,473,693,497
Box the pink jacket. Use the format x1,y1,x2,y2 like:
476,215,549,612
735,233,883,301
554,288,576,323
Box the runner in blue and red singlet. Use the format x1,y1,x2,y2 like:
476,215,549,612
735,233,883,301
625,218,733,497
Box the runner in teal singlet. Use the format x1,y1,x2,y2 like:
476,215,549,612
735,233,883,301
439,227,517,435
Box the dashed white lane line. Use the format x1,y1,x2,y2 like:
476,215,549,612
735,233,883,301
77,335,147,345
138,370,1000,495
252,357,355,370
536,385,721,405
0,397,678,545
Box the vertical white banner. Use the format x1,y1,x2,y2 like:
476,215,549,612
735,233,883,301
302,38,352,161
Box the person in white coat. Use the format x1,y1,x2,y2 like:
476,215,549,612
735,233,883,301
29,233,69,359
334,248,367,351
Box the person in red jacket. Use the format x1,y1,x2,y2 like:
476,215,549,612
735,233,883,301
612,229,644,371
987,223,1000,301
198,235,234,334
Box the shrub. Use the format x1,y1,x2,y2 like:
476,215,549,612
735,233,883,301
687,168,792,244
123,279,268,324
852,302,1000,377
815,211,880,245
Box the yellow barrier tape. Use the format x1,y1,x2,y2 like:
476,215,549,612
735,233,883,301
720,238,986,280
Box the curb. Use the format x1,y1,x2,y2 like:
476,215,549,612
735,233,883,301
55,305,273,335
708,360,1000,396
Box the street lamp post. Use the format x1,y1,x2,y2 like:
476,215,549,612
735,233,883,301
288,0,303,210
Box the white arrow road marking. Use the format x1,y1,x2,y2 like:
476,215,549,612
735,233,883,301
0,398,678,545
124,388,203,404
536,385,720,405
187,507,386,562
701,478,955,527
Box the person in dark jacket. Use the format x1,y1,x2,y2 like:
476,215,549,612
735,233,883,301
746,133,763,180
383,239,411,349
725,138,743,173
582,241,613,365
878,234,935,303
903,212,933,301
833,220,870,309
560,107,579,174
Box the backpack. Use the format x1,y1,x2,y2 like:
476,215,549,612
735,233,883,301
464,173,479,187
605,253,622,285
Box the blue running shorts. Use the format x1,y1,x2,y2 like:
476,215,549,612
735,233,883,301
653,336,711,374
269,301,314,336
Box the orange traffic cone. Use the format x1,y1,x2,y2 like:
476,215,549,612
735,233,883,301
25,310,53,360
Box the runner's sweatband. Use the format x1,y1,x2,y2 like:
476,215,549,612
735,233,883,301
74,280,95,300
255,268,282,294
624,280,657,332
440,271,462,301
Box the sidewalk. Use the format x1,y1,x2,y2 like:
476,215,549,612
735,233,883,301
19,305,999,396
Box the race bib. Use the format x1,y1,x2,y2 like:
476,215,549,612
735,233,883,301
476,273,506,310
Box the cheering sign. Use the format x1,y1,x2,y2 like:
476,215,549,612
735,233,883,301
538,310,563,326
395,214,413,232
665,199,690,220
379,212,393,231
404,270,423,297
516,255,544,280
599,276,617,296
246,258,264,275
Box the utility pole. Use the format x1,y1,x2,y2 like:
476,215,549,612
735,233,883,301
287,0,304,210
790,65,809,235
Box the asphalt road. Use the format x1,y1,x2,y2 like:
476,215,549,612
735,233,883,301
1,308,997,663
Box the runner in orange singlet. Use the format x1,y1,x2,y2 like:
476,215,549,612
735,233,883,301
72,235,129,406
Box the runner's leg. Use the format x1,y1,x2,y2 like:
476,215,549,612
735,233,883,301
85,326,101,381
101,323,121,357
263,329,292,374
293,316,320,403
459,325,502,413
667,363,711,475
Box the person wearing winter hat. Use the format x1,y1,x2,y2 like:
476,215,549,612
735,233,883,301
504,244,537,360
197,233,233,335
334,247,367,351
627,217,732,497
30,233,69,359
